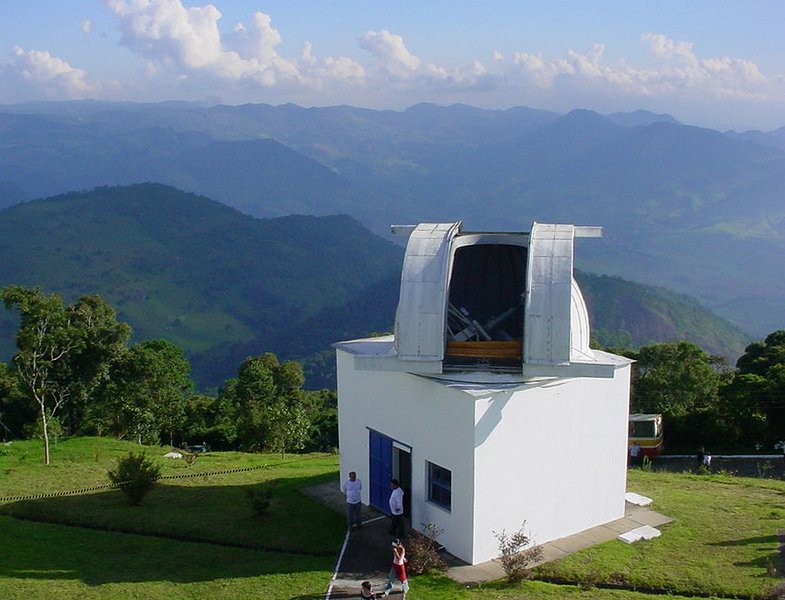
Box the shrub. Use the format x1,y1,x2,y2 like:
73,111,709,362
493,521,544,583
407,522,447,575
108,452,161,506
760,581,785,600
247,485,275,517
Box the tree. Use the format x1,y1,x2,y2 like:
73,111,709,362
736,330,785,377
0,361,28,440
718,372,769,447
627,341,732,450
1,286,76,464
95,340,193,445
725,331,785,447
208,380,240,449
61,295,131,435
181,393,217,445
231,352,311,454
301,388,338,452
629,342,730,417
1,287,133,460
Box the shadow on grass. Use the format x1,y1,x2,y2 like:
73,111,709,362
0,515,333,586
0,471,344,556
732,551,783,576
709,534,779,547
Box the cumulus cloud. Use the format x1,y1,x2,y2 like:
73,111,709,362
640,33,769,99
98,1,496,99
100,0,374,94
102,0,295,86
359,30,421,79
356,29,498,93
0,46,107,100
300,40,365,85
503,34,776,103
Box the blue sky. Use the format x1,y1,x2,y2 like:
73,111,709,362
1,1,783,131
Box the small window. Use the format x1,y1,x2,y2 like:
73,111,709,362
428,461,452,510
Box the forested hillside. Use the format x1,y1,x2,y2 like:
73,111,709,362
0,184,748,389
0,101,783,337
0,184,401,387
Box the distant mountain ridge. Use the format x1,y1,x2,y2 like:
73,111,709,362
0,101,783,337
0,184,749,389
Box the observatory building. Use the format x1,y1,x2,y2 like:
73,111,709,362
335,221,632,565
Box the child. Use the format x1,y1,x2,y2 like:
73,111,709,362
360,580,376,599
383,539,409,596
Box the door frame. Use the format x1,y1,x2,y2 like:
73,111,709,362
368,428,412,514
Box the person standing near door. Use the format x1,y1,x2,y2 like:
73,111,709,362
341,471,363,529
388,478,405,538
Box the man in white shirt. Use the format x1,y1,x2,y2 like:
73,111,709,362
388,478,405,538
341,471,362,529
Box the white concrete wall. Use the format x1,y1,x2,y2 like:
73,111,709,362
338,349,631,565
471,364,631,564
337,349,478,562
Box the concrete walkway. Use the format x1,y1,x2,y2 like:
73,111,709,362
302,480,672,597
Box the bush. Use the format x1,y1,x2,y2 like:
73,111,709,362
247,485,275,517
406,522,447,575
108,452,161,506
493,521,544,582
760,581,785,600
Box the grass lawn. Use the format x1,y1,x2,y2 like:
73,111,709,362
2,438,785,599
0,515,334,600
533,468,785,598
0,437,345,554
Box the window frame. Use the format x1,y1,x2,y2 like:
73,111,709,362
427,460,452,511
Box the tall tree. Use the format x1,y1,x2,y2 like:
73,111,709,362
1,286,75,464
728,330,785,446
232,352,310,454
629,341,730,417
60,295,131,434
301,388,338,452
0,361,27,440
95,340,193,445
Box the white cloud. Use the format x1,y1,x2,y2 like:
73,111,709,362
81,20,93,36
359,30,421,79
356,29,497,93
101,0,373,94
502,34,779,105
0,47,107,100
640,33,770,100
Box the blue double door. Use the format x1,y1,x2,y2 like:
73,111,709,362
368,429,411,516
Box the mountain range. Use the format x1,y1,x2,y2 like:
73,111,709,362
0,100,782,337
0,184,749,390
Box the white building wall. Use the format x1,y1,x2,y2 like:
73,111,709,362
336,349,479,562
471,365,631,564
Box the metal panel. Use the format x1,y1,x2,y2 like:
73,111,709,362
524,223,575,365
394,222,462,361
